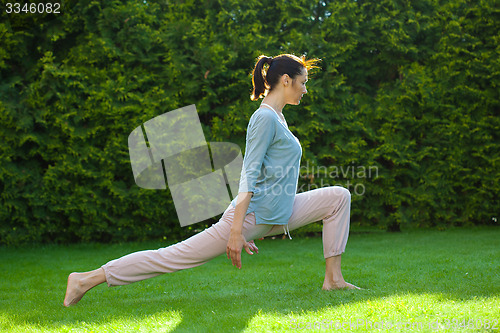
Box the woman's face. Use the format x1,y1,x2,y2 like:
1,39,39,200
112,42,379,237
287,67,308,105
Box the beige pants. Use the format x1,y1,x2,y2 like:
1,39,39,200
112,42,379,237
102,186,351,286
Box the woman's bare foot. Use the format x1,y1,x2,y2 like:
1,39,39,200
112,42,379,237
63,268,106,307
64,273,86,307
322,279,361,290
323,255,361,290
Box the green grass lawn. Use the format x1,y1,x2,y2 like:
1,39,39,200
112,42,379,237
0,226,499,332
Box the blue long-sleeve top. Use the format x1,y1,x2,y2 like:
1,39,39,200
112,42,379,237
231,106,302,225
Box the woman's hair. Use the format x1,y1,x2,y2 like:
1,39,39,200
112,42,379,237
250,53,320,101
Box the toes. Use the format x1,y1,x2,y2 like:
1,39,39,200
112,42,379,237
322,281,362,291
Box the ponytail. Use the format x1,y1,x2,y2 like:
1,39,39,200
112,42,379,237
250,55,273,101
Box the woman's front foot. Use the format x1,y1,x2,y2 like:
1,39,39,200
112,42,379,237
322,279,361,290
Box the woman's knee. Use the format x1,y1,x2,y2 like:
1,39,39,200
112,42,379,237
329,186,351,203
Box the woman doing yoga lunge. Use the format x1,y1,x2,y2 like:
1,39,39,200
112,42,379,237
64,53,359,307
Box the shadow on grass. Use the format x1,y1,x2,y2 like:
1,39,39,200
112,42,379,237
0,226,499,332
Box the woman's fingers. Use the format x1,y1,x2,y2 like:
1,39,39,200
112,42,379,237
248,241,259,254
227,246,239,264
226,243,242,268
231,249,242,268
243,242,253,256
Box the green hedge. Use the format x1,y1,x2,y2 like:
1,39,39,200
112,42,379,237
0,0,498,244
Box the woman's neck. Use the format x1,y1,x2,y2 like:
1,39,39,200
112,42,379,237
262,93,286,114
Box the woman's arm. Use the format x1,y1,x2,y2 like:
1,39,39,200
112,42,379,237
226,109,274,268
226,191,253,269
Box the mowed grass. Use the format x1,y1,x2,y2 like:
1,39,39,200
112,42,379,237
0,226,499,332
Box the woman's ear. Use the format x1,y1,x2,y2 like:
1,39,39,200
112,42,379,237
281,74,290,86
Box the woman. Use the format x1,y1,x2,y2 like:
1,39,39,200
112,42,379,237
64,54,359,307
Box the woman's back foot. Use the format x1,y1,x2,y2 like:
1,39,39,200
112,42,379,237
63,272,87,307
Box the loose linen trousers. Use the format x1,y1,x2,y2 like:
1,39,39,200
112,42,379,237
102,186,351,287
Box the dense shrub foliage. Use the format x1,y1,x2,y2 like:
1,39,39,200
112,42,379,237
1,0,498,244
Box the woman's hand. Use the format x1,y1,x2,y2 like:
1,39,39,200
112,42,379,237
226,233,258,269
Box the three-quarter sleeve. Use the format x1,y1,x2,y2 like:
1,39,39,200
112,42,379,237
238,109,275,193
